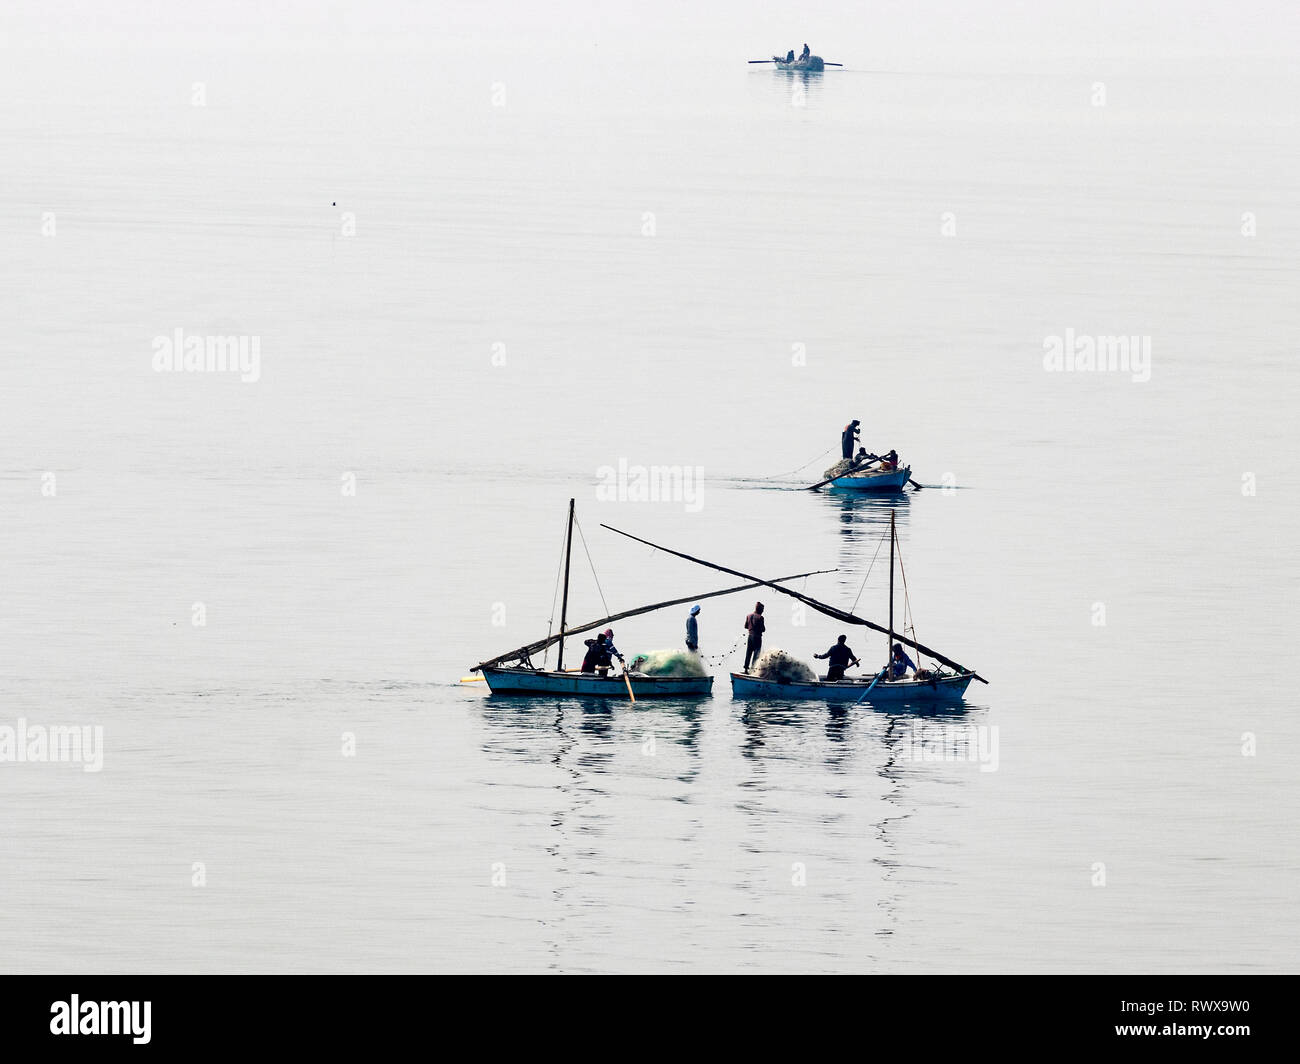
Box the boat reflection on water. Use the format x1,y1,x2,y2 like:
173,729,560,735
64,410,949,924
478,694,707,774
821,488,911,538
823,489,911,601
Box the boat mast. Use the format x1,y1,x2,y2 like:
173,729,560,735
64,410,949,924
887,510,895,668
555,498,576,671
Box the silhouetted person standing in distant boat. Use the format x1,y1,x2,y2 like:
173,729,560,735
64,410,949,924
743,602,766,672
815,635,859,681
686,604,701,652
801,43,811,60
842,419,861,460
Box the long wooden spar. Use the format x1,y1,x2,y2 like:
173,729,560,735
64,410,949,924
600,524,988,684
473,568,834,672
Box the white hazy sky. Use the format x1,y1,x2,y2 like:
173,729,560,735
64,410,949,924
2,1,1298,62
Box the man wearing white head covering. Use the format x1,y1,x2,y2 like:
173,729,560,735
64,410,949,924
685,605,701,652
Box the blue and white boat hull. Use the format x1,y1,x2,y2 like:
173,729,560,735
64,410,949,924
829,464,911,492
481,666,714,698
729,669,973,704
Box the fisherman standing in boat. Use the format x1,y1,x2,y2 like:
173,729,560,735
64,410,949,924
743,602,766,672
841,419,861,460
686,604,701,653
814,635,859,681
888,642,917,680
801,43,811,60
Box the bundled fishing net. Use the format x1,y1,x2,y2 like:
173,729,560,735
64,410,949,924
628,650,708,678
754,649,816,683
822,458,859,480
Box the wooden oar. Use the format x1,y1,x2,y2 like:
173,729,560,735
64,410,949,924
460,675,486,683
622,670,636,704
854,668,888,704
824,62,844,67
748,59,775,63
807,455,878,491
869,446,922,490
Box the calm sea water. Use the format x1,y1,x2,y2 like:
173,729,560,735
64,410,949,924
2,4,1297,972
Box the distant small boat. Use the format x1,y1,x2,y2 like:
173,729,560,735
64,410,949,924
829,464,912,492
809,451,919,492
773,54,825,72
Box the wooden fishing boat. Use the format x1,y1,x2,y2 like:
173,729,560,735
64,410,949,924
470,500,832,700
730,670,973,702
480,666,712,698
601,513,986,707
772,54,825,72
829,464,911,492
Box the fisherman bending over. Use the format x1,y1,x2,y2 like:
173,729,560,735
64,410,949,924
580,632,611,674
602,628,625,667
878,449,900,471
814,635,859,681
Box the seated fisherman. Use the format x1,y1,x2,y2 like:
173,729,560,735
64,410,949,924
888,642,916,680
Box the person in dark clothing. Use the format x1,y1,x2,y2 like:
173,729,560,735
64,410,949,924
815,635,859,681
602,628,625,667
841,419,861,460
686,604,701,652
785,49,795,62
580,633,611,674
743,602,766,671
801,43,811,60
889,642,917,680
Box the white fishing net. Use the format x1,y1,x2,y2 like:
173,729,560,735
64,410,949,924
822,458,859,480
628,650,709,678
753,649,816,683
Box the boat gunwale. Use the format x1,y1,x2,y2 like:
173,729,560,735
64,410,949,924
728,669,974,693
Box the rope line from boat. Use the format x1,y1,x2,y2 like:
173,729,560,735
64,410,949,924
699,635,745,667
894,536,929,672
542,517,570,668
850,534,887,615
756,446,835,482
573,516,611,618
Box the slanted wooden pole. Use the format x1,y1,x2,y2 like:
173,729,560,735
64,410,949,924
600,523,987,683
